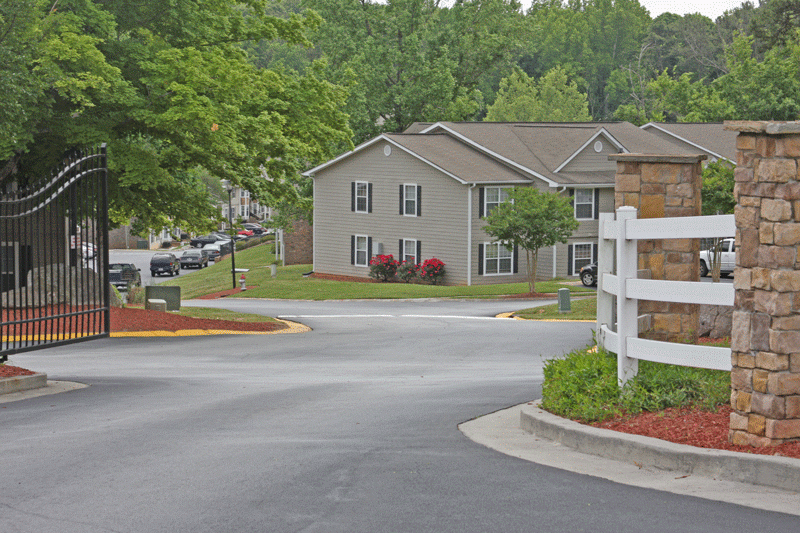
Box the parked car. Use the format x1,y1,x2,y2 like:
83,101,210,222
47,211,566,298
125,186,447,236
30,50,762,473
190,234,226,248
579,262,597,287
699,238,735,277
81,242,97,259
150,253,181,276
180,249,209,269
237,228,254,237
201,243,222,262
108,263,141,290
242,223,265,235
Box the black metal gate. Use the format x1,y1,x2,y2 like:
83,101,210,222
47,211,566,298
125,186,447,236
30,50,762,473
1,145,110,362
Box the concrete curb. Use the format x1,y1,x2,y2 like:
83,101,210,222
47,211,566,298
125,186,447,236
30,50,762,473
0,373,48,395
520,401,800,493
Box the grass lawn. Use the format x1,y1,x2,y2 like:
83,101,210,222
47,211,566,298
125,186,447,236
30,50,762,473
159,243,595,300
514,296,597,321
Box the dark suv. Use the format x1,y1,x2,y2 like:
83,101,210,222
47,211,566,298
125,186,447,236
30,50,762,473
150,253,181,277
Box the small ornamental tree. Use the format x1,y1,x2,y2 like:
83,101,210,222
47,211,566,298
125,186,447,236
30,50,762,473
483,187,579,294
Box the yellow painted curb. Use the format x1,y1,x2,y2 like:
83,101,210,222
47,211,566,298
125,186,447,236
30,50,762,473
109,318,310,338
495,311,594,323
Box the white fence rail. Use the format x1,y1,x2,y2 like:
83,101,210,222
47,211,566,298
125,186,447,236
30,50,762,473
597,206,735,386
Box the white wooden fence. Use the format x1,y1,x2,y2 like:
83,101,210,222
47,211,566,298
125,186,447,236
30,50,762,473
597,206,735,386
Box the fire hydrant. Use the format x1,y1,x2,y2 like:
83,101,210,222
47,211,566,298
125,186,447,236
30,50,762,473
239,273,247,291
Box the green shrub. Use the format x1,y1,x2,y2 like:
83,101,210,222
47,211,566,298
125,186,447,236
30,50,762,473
369,254,399,282
397,261,417,283
541,345,730,422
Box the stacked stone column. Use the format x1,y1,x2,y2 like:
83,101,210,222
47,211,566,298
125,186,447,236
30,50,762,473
727,121,800,446
610,154,705,343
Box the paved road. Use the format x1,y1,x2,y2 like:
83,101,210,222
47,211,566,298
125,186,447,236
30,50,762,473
2,299,797,532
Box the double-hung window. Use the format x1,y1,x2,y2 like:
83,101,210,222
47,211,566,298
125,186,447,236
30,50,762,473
352,181,372,213
573,188,597,220
483,242,514,275
400,238,420,264
400,184,421,216
352,235,370,267
570,242,594,274
481,187,510,218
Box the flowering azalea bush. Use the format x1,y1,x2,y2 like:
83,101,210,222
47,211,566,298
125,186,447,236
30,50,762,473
418,258,446,285
369,254,399,281
397,261,418,283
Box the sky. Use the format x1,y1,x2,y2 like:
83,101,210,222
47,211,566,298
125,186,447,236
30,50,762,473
636,0,745,20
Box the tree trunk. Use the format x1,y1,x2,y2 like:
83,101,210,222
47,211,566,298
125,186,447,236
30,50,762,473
527,249,538,294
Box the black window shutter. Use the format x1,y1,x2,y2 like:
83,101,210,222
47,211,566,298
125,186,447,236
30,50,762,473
513,245,518,274
594,188,600,219
417,186,422,217
351,182,355,212
478,188,485,218
368,183,373,213
568,188,574,207
478,244,484,275
416,241,422,263
592,243,598,263
567,245,573,275
367,237,372,260
399,184,404,215
399,239,403,258
351,235,355,265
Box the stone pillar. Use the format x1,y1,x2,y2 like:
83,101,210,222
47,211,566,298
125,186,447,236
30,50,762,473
726,121,800,447
610,154,706,343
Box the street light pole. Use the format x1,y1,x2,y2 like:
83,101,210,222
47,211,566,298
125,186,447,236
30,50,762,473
226,184,237,289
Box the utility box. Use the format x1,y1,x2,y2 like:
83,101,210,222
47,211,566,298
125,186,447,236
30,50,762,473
558,288,571,313
145,286,181,311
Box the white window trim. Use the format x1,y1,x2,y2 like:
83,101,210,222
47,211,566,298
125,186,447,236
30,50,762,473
403,183,418,217
572,241,593,275
574,188,595,221
355,235,369,267
484,187,511,218
402,238,417,264
483,241,514,276
355,181,369,213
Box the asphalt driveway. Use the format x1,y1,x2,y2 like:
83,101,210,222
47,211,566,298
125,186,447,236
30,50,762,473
2,298,797,532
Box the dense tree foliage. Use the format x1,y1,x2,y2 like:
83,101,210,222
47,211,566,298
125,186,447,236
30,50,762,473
0,0,352,233
4,0,800,234
485,66,591,121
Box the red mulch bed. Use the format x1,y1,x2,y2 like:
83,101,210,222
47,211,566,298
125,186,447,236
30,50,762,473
590,404,800,459
0,365,37,378
109,306,286,333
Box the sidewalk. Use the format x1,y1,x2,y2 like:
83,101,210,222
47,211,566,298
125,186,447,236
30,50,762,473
460,402,800,516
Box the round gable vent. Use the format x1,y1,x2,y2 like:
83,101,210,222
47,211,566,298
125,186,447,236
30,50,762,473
384,144,392,156
594,140,603,153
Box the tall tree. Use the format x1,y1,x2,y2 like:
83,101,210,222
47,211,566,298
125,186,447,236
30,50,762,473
0,0,352,233
483,187,578,294
304,0,523,142
485,66,592,121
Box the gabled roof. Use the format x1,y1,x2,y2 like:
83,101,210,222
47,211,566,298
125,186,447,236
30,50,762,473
415,121,701,186
640,122,737,163
306,121,717,188
303,133,534,185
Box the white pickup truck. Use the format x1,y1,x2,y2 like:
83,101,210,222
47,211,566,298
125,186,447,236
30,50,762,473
699,238,735,277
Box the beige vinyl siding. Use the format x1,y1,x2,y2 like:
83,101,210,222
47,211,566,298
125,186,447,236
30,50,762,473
313,142,470,284
560,138,619,173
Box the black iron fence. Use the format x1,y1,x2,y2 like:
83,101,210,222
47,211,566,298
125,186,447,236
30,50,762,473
1,145,110,362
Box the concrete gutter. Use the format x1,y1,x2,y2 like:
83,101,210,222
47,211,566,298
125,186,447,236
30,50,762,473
0,373,47,395
520,401,800,493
